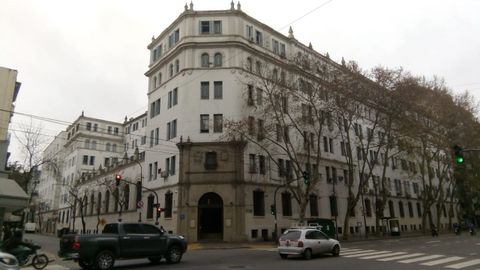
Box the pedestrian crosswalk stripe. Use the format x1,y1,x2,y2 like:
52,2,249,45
420,256,464,266
360,252,406,259
399,254,445,263
341,248,361,252
341,249,376,256
343,251,392,258
377,253,425,262
445,259,480,269
23,264,69,270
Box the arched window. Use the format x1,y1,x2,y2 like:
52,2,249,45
246,57,252,71
105,190,110,213
106,143,111,152
175,59,180,73
169,64,174,77
91,140,97,150
201,53,209,67
123,184,130,211
84,140,90,149
214,53,222,67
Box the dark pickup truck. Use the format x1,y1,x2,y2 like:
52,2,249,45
58,223,187,270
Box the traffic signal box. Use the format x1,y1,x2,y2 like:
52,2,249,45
453,145,464,165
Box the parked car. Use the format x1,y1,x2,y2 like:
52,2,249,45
24,223,36,234
58,223,187,270
0,251,20,270
278,227,341,260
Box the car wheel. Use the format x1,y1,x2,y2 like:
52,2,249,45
332,245,340,257
79,259,93,269
303,249,312,260
148,257,162,264
279,253,288,259
94,250,115,270
165,245,183,264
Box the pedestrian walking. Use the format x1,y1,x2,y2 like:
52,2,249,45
431,225,438,237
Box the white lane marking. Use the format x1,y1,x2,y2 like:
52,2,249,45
343,251,392,258
377,253,426,262
341,248,361,252
23,265,69,270
360,252,406,259
340,249,376,256
426,240,441,244
399,254,445,263
445,259,480,269
420,256,464,266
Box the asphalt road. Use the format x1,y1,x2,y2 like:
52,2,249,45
21,232,480,270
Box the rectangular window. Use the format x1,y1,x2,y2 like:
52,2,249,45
171,119,177,138
213,114,223,133
248,116,255,135
104,158,110,167
309,194,319,216
259,155,266,174
247,84,254,105
155,99,160,116
148,163,153,181
114,127,119,135
281,192,292,216
153,162,158,180
147,195,154,219
278,159,285,177
155,128,159,145
89,156,95,166
213,20,222,34
257,119,264,140
323,137,329,152
329,138,334,153
86,122,91,131
255,30,263,45
150,102,155,118
201,82,209,99
165,158,170,175
272,38,279,53
150,130,154,147
253,190,265,216
214,81,223,99
170,156,176,175
165,193,173,218
200,21,210,34
83,155,88,165
173,88,178,105
166,123,171,140
200,114,209,133
249,154,257,173
256,88,263,105
246,25,253,39
168,91,172,108
276,124,282,142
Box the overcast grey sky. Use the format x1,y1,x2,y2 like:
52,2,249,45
1,0,479,163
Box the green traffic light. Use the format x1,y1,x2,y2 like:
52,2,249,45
455,156,464,164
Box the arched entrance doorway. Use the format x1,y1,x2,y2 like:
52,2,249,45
198,192,223,240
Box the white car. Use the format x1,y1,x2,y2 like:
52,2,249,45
0,251,19,270
278,228,341,260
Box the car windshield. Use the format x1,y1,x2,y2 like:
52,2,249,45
281,230,301,240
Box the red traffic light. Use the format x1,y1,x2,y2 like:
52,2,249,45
115,174,122,186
